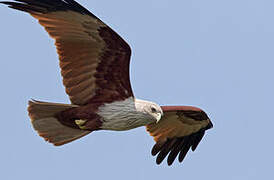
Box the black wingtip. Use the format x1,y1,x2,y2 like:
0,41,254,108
0,0,98,18
155,139,175,165
0,1,14,6
167,139,183,166
1,1,48,13
207,120,213,129
151,143,162,156
0,1,46,13
191,120,213,151
151,124,214,165
191,130,205,151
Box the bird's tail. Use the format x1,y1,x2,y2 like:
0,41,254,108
28,100,91,146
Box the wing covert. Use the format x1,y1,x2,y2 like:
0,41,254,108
1,0,134,105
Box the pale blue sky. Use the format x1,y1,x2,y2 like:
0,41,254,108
0,0,273,179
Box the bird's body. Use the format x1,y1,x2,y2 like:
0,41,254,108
99,98,162,131
1,0,213,165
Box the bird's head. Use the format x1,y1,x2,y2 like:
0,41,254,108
135,99,163,123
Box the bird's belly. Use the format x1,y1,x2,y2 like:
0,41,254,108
97,97,154,131
100,118,149,131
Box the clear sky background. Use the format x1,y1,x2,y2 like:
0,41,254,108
0,0,273,179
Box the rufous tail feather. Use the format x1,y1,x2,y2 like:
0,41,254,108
28,100,91,146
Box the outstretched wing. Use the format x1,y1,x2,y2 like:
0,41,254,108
1,0,133,105
146,106,213,165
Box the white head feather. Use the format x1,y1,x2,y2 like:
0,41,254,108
134,99,163,123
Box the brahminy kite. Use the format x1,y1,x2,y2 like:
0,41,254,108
1,0,213,165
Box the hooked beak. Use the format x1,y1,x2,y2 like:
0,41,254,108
156,112,163,123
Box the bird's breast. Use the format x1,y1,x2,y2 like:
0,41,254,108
100,116,149,131
97,97,152,131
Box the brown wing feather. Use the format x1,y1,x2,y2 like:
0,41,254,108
2,0,133,105
146,106,213,165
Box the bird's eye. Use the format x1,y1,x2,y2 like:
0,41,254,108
151,107,157,113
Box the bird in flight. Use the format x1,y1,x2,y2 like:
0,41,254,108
1,0,213,165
